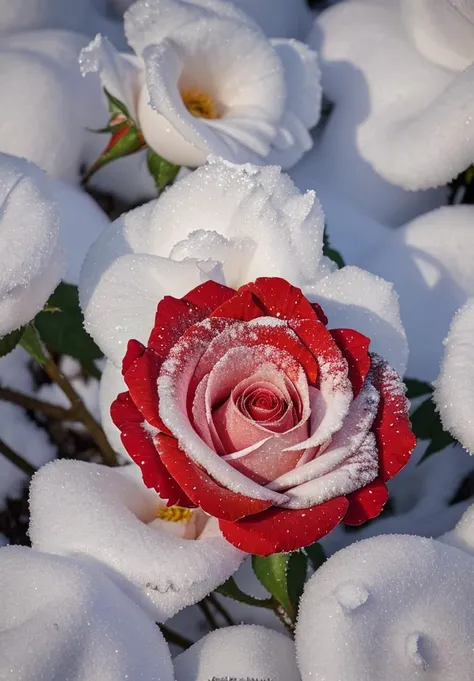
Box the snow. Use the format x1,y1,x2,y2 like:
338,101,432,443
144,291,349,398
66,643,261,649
0,30,107,183
29,459,244,622
174,625,299,681
306,0,448,225
435,298,474,455
297,523,474,680
0,153,66,337
0,545,174,681
362,204,474,381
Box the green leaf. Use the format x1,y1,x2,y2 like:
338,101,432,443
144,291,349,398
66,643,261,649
0,327,25,358
252,553,300,621
411,397,455,462
304,541,326,571
35,283,102,376
404,378,433,400
215,576,273,609
323,226,345,269
147,150,181,195
19,324,47,366
104,87,131,120
286,551,308,614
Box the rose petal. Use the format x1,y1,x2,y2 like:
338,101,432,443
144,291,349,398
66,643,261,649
343,477,389,526
269,381,379,490
370,354,415,481
240,277,322,323
156,433,275,521
219,497,349,555
330,328,371,395
285,318,353,450
148,280,235,357
279,432,379,509
123,346,169,432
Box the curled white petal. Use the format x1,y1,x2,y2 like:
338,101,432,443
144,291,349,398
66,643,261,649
435,299,474,454
0,545,174,681
0,154,66,336
174,625,300,681
363,204,474,381
29,459,244,621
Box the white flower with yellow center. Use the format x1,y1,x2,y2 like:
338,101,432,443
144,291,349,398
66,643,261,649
80,0,321,169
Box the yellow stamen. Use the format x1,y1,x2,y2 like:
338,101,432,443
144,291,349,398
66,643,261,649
181,88,221,119
156,505,194,524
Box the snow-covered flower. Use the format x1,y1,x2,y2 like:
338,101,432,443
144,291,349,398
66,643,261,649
79,0,321,169
297,504,474,681
29,459,244,621
0,545,174,681
172,504,474,681
80,158,411,554
361,204,474,381
309,1,474,214
435,299,474,455
0,154,66,337
0,30,107,182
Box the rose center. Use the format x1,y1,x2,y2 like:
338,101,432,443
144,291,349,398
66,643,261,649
239,386,288,423
181,88,221,119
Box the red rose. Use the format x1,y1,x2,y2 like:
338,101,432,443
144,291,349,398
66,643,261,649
111,277,415,556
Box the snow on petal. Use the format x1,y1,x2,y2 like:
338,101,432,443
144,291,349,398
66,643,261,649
174,625,300,681
29,459,244,622
0,30,107,183
297,532,474,681
307,266,408,376
100,359,131,461
0,545,174,681
435,299,474,454
362,204,474,381
0,153,65,337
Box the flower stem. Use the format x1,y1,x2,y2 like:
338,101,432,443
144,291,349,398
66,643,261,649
206,592,234,626
198,599,219,631
0,436,37,477
42,356,118,467
0,386,73,420
158,624,193,650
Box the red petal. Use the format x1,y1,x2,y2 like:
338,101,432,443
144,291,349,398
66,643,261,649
122,339,146,375
123,347,169,433
211,289,266,322
312,302,328,325
111,391,143,428
156,433,273,522
121,424,193,507
184,280,235,311
219,497,349,556
330,328,371,395
239,277,321,323
148,281,235,356
370,354,416,481
343,478,389,526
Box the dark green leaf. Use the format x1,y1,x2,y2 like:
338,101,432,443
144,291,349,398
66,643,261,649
286,551,308,613
35,283,102,376
304,541,326,571
215,576,273,609
19,324,47,366
147,150,181,195
323,226,345,269
404,378,433,400
0,327,24,358
411,397,456,463
252,554,295,619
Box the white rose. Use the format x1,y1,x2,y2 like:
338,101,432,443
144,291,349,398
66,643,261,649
80,0,321,169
